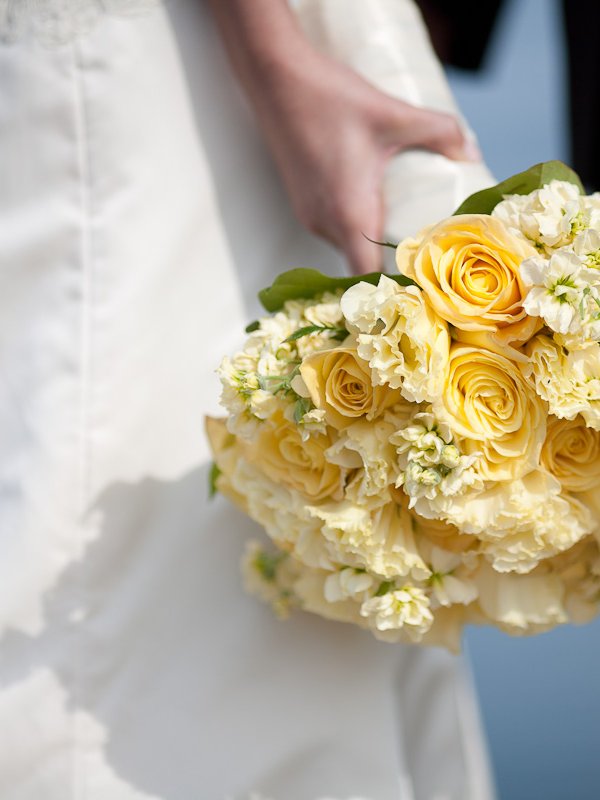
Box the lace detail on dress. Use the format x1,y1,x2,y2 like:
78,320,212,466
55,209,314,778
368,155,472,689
0,0,161,45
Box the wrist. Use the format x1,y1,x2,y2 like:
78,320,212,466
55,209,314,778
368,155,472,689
208,0,313,89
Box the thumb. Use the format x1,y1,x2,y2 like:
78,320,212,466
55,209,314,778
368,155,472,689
379,98,481,162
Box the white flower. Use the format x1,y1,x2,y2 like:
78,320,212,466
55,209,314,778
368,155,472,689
324,567,374,602
242,540,300,618
297,407,327,437
282,293,348,357
520,250,600,336
218,357,271,439
391,411,481,512
426,547,478,608
248,388,280,420
303,297,345,328
493,179,586,252
360,586,433,638
340,275,449,403
574,227,600,268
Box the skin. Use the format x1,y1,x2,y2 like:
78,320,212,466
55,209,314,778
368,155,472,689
207,0,481,274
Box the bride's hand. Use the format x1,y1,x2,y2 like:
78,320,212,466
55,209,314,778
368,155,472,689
209,0,480,275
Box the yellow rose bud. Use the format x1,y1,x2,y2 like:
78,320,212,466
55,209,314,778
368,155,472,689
396,214,539,347
299,347,400,430
541,415,600,493
246,412,344,502
435,343,546,481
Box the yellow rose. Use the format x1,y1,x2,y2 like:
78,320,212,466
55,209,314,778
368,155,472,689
299,347,400,429
541,415,600,493
204,416,249,511
245,411,344,502
396,214,539,347
435,343,546,480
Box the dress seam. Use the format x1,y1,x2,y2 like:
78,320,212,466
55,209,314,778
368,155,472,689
71,36,94,800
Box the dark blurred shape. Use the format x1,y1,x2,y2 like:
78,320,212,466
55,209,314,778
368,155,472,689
416,0,504,70
417,0,600,191
562,1,600,191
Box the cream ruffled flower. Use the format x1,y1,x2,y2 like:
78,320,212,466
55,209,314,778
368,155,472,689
473,562,568,634
438,470,593,573
549,538,600,624
340,275,449,403
325,418,397,507
309,500,430,582
412,513,478,554
525,334,600,429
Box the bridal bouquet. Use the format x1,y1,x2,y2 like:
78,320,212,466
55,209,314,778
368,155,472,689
207,162,600,651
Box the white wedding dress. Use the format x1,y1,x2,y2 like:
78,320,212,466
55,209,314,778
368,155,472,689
0,1,497,798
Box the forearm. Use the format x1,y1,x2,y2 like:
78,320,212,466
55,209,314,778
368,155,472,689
205,0,473,274
206,0,310,104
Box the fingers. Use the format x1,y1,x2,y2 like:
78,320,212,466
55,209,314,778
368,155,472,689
380,98,482,162
297,165,386,276
339,184,386,275
344,231,384,275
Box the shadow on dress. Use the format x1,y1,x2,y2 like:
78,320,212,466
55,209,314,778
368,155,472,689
0,461,479,799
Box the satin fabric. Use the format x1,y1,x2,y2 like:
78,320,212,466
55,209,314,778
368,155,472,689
0,1,496,797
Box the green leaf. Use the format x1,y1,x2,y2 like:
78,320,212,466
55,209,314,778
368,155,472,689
293,396,312,424
257,364,301,397
208,461,221,499
258,268,418,313
454,160,584,216
284,324,348,343
330,328,349,342
285,324,329,342
375,580,396,597
254,549,286,582
245,320,260,333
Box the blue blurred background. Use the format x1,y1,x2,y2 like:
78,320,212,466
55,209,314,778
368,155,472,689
443,1,600,797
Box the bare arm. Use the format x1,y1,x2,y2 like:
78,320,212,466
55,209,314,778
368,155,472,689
207,0,480,274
